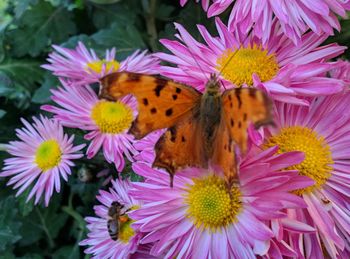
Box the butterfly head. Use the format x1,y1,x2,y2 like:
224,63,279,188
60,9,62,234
205,74,221,95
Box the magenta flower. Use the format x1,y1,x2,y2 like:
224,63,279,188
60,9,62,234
133,130,164,164
42,42,160,85
80,179,143,258
180,0,350,44
128,147,313,258
156,19,345,105
330,60,350,86
257,93,350,257
0,116,85,206
42,79,138,172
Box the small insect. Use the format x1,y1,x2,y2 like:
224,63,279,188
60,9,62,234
100,72,272,187
77,165,95,183
107,201,124,241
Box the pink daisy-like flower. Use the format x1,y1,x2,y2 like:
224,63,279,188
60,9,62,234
129,147,314,258
0,116,85,206
156,19,345,105
42,41,160,85
80,179,143,258
257,93,350,257
133,130,164,164
42,79,138,172
180,0,350,44
330,60,350,86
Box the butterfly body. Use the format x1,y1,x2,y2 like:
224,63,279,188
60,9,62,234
197,75,223,163
100,72,272,186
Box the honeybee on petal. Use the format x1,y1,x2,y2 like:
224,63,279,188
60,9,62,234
107,201,131,241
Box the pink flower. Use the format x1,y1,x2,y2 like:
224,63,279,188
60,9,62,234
0,116,85,206
133,130,164,164
257,93,350,257
42,79,138,172
80,179,143,258
42,42,160,85
330,60,350,86
180,0,350,44
156,19,345,105
128,147,313,258
180,0,210,11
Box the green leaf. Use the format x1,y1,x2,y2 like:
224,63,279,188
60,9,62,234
52,245,80,259
14,0,39,19
32,73,59,104
8,1,77,57
17,188,35,217
0,109,6,119
0,33,5,62
0,251,16,259
0,58,44,108
92,22,146,60
156,4,176,21
0,58,44,89
88,0,121,4
91,2,137,29
0,196,22,251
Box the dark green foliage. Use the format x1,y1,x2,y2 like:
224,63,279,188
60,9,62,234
0,0,349,257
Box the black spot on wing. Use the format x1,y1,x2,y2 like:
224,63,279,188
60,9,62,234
230,118,234,127
238,121,242,128
176,87,182,94
249,89,256,99
143,98,149,106
169,127,177,142
150,108,157,114
154,84,166,97
181,136,186,142
235,88,242,109
243,113,247,121
172,94,178,100
165,108,173,117
127,73,141,82
154,78,167,97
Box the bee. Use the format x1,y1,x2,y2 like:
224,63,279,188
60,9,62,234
107,201,131,241
107,201,124,240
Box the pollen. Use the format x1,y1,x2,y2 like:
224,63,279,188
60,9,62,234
86,59,120,74
35,140,62,171
216,45,279,87
185,175,242,231
265,126,333,195
91,100,133,134
118,217,135,243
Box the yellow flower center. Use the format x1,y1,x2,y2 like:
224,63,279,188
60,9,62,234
216,45,279,87
91,100,133,134
35,140,62,171
86,59,120,74
265,126,333,195
118,217,135,243
185,175,242,231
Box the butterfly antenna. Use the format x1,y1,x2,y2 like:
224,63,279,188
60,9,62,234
217,49,239,90
186,47,210,82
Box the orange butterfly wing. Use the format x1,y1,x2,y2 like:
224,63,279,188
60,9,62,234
210,88,272,185
211,117,238,185
222,88,273,154
100,72,201,139
153,112,208,184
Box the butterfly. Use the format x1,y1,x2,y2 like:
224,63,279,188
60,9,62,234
100,72,272,187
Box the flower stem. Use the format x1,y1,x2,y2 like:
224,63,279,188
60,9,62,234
36,208,55,249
